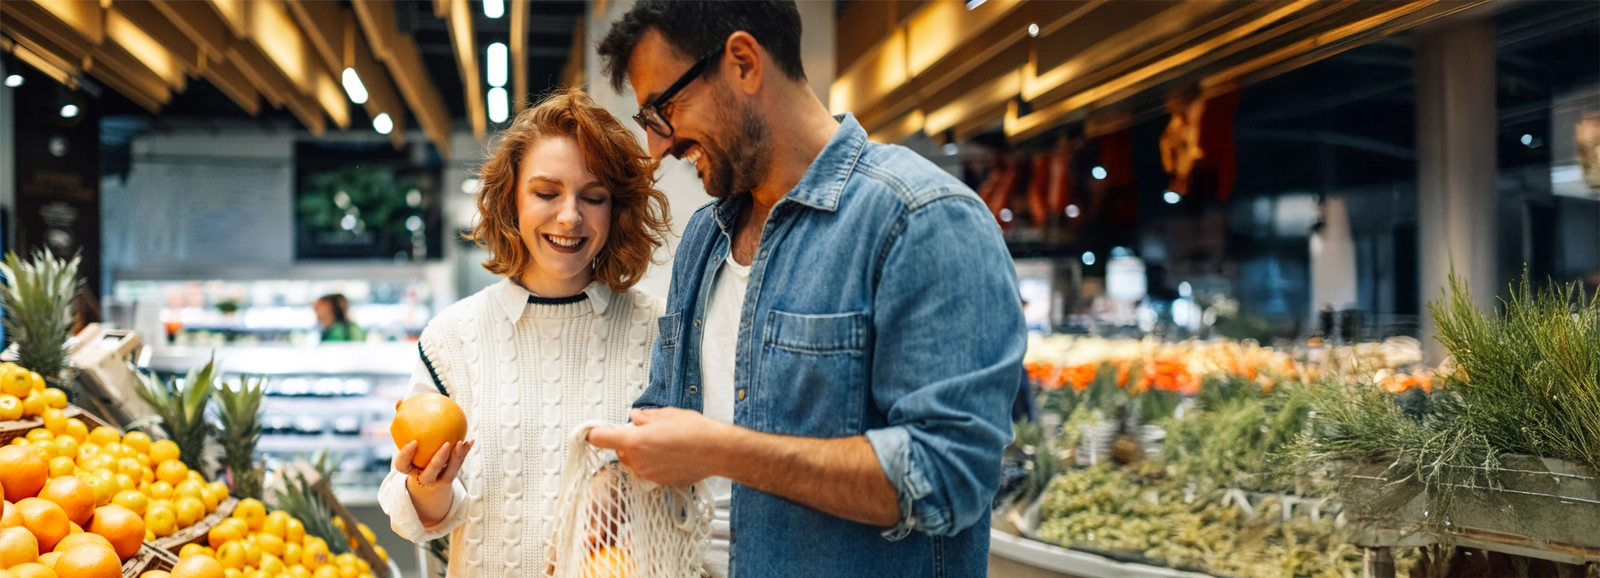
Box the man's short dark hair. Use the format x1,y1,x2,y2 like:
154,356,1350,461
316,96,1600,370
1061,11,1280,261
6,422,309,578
597,0,806,93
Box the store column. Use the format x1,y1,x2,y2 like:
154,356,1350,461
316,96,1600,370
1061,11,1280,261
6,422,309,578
1415,17,1497,362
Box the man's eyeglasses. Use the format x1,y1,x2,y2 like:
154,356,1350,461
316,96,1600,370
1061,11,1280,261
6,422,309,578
633,44,725,139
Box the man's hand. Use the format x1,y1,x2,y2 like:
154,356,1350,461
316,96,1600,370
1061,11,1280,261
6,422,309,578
587,408,902,527
587,408,729,486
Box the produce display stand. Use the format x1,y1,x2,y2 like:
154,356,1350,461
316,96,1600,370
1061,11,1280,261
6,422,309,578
284,460,394,578
149,496,240,554
991,530,1212,578
1340,456,1600,577
0,404,114,444
122,543,180,577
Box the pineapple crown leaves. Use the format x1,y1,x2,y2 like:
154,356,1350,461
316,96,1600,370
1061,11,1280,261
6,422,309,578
135,356,218,476
274,467,351,556
216,374,267,500
0,250,82,378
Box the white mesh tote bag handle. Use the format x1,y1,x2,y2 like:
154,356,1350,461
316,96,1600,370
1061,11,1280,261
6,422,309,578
546,421,714,578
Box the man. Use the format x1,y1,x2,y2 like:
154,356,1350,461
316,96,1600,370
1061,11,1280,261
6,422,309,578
587,2,1024,576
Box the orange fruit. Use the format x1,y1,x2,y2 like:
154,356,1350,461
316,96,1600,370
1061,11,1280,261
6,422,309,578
51,531,111,553
149,481,175,501
0,502,17,529
35,552,58,567
67,521,80,534
173,496,204,528
0,526,39,568
19,394,43,419
156,461,188,486
40,410,66,436
170,555,225,578
0,447,47,502
0,371,29,399
178,543,211,559
86,428,118,448
63,420,87,445
50,542,120,578
79,476,113,507
145,505,176,538
15,498,67,552
390,393,468,469
232,498,265,531
11,562,56,578
140,572,170,578
149,440,180,466
111,489,147,516
0,395,23,421
37,390,64,411
37,477,94,526
85,504,142,560
121,432,152,455
207,520,242,549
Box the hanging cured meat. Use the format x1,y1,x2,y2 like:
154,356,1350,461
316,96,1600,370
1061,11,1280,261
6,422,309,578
1046,137,1074,217
1028,152,1051,228
980,155,1019,222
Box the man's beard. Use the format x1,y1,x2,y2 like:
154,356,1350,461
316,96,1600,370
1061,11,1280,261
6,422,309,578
701,98,771,199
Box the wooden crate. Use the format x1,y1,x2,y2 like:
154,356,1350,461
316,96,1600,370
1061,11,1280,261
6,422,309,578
1341,455,1600,572
122,543,179,578
0,405,116,445
150,497,239,554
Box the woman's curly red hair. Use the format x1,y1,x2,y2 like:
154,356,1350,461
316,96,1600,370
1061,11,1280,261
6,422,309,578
470,87,671,293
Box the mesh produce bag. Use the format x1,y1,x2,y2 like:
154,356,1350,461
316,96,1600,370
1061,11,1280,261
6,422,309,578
546,421,714,578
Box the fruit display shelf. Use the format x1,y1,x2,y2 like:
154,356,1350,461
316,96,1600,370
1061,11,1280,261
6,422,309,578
121,543,179,578
0,405,113,445
149,496,240,554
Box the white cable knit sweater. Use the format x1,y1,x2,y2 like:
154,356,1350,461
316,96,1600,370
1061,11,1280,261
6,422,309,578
379,278,663,577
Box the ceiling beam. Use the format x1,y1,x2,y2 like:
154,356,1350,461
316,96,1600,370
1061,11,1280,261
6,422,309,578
199,56,262,115
0,26,82,88
284,0,346,77
445,0,486,140
510,0,529,112
104,9,187,90
349,27,408,149
0,1,98,61
353,0,453,157
110,1,203,72
150,0,232,64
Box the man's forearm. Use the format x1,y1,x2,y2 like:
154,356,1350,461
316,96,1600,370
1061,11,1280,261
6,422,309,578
714,427,902,528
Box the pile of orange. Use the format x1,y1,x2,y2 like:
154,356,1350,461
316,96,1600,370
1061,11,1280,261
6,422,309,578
0,363,64,423
166,496,384,578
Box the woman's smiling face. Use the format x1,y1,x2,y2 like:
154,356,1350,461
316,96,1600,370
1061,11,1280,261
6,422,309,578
515,135,612,295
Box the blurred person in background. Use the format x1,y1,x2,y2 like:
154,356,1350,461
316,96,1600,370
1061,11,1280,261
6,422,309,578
313,294,366,342
379,88,672,577
589,2,1025,576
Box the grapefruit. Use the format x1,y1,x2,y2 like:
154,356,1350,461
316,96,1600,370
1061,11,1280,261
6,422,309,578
14,498,67,552
85,504,143,560
36,477,93,526
0,526,38,568
0,447,46,502
390,393,467,469
50,542,120,578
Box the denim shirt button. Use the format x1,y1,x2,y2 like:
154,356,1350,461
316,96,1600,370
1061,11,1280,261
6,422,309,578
688,385,699,395
740,318,750,328
694,319,702,328
737,389,746,401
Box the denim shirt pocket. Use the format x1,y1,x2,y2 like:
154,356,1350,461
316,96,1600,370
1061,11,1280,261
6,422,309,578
657,313,682,350
760,310,870,436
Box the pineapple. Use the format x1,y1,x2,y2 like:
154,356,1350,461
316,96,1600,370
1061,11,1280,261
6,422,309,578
135,357,216,478
0,250,82,381
216,375,266,500
274,454,351,556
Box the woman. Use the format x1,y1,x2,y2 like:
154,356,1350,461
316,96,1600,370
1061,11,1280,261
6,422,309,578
379,88,671,576
313,294,365,342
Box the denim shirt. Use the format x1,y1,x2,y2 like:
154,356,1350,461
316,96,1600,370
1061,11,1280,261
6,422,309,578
636,114,1024,577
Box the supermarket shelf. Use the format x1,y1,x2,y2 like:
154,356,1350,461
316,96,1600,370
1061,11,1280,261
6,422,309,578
989,531,1211,578
149,343,417,376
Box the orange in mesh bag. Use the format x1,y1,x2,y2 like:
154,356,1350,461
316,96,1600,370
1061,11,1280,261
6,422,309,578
546,421,714,578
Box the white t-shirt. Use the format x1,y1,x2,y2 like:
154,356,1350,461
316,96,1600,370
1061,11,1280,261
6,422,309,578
699,256,749,578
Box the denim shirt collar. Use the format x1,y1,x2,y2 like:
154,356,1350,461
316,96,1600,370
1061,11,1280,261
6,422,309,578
710,113,867,232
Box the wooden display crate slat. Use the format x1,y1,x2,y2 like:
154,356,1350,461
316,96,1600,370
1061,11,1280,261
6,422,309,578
284,461,393,578
1341,455,1600,569
149,497,239,554
122,543,179,578
0,405,115,445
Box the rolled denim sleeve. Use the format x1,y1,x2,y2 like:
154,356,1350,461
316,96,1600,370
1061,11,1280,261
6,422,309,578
865,195,1024,540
